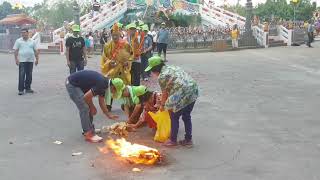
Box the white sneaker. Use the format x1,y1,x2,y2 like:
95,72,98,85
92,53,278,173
85,134,103,143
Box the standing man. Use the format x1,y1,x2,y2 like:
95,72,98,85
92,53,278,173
100,28,109,53
151,28,158,52
13,28,39,95
127,23,143,86
141,25,153,81
65,24,87,74
101,22,133,110
66,70,123,143
88,32,94,57
307,20,314,48
157,22,169,62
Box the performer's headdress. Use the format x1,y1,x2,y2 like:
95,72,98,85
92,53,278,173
111,22,121,35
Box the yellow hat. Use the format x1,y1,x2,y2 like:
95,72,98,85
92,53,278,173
111,22,121,35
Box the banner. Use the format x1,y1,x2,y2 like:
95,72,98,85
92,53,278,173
172,0,199,13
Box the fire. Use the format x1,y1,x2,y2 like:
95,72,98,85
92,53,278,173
100,138,161,165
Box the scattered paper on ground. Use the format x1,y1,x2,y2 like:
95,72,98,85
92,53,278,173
72,152,83,156
132,168,142,172
102,122,132,137
53,140,63,145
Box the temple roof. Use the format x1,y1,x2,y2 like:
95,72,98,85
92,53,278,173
0,14,37,25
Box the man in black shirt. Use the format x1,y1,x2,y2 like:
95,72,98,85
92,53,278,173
100,28,108,53
65,24,87,74
65,70,125,143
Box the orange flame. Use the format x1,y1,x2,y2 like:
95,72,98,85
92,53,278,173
101,138,161,165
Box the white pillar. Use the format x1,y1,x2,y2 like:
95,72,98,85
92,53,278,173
287,29,293,46
263,32,269,48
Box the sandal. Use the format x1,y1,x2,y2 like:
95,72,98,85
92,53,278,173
163,140,178,147
179,139,193,147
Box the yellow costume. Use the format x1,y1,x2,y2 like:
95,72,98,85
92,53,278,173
101,23,133,85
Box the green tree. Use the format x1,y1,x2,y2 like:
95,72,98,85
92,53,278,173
254,0,316,21
29,0,74,28
224,4,246,17
168,13,201,27
0,1,13,20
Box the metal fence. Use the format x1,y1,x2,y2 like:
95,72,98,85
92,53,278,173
167,27,258,50
0,34,19,50
40,33,53,43
293,28,306,44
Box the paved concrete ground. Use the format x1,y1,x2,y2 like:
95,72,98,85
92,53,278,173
1,43,320,180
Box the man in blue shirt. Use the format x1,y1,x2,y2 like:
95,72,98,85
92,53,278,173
307,20,314,48
157,22,169,62
66,70,124,143
13,28,39,95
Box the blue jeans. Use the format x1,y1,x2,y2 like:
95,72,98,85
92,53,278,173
66,81,94,133
18,62,33,92
69,60,84,74
169,101,196,142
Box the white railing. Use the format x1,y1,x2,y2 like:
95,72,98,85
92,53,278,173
278,25,292,45
31,32,41,46
199,6,227,26
92,0,127,31
200,4,246,27
252,24,268,47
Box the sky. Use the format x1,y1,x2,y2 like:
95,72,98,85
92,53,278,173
1,0,320,7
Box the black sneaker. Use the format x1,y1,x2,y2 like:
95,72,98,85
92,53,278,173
25,89,34,93
18,91,24,95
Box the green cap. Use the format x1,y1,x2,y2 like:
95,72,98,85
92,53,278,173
131,86,147,104
111,78,125,99
142,25,149,32
145,55,163,72
138,20,144,26
72,24,80,32
126,23,136,30
117,22,123,28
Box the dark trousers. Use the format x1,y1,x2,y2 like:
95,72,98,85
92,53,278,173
69,60,84,74
158,43,167,55
169,101,196,142
141,53,151,78
131,61,141,86
18,62,33,92
307,32,313,47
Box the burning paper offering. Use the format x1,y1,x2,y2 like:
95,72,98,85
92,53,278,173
99,138,161,165
102,122,131,137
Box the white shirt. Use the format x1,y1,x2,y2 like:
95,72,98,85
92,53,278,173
13,38,37,62
89,36,94,47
